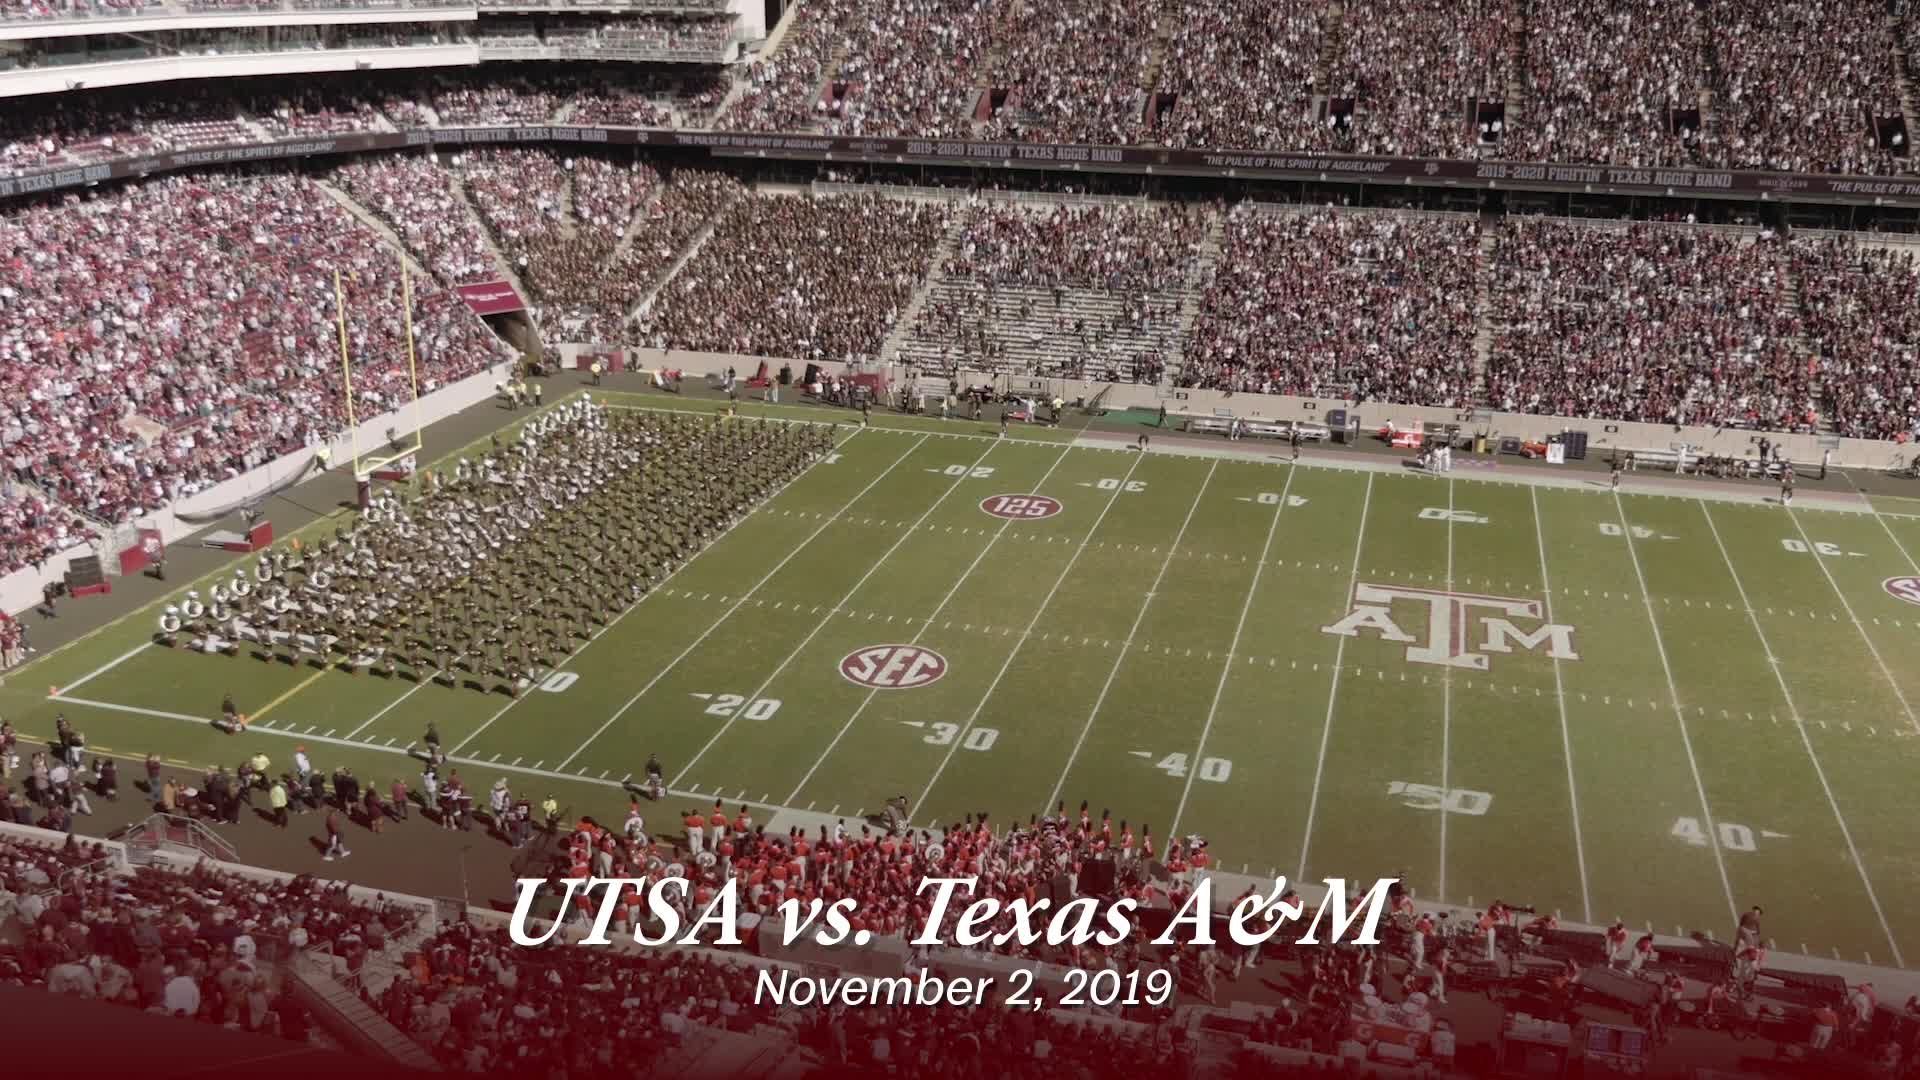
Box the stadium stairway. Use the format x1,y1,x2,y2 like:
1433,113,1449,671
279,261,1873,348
1470,225,1495,406
1897,40,1918,146
557,166,579,241
878,214,967,363
446,172,537,307
1316,3,1339,88
755,0,808,63
314,181,434,286
627,183,745,319
1165,212,1225,384
603,180,667,269
808,42,852,132
289,952,439,1070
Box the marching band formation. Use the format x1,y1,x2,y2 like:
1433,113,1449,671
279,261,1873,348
156,401,835,695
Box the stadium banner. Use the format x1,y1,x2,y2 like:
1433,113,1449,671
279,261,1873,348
3,127,1920,206
455,280,526,316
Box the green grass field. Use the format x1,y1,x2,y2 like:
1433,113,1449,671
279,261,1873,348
11,392,1920,969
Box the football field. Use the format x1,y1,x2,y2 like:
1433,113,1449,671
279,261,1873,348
13,392,1920,969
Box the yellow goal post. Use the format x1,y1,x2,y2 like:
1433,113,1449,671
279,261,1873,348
334,256,428,485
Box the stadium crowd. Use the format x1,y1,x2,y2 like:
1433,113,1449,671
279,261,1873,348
943,201,1208,294
1180,209,1479,406
716,0,842,133
1711,0,1907,177
977,3,1161,145
906,201,1203,380
641,193,948,363
535,14,732,59
1325,0,1516,159
0,68,724,180
0,829,417,1037
0,2,1910,177
0,170,514,528
1505,0,1709,168
1793,236,1920,440
816,0,992,140
333,153,503,286
1151,0,1323,153
455,148,741,344
1484,219,1818,430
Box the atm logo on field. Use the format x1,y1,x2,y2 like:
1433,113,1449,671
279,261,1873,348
840,645,949,689
1321,584,1578,670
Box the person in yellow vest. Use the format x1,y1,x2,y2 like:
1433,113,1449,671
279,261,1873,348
540,794,560,832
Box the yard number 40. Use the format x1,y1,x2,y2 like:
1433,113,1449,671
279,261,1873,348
1671,817,1759,852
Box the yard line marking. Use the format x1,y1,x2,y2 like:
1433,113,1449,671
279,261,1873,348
1299,474,1373,882
672,436,999,787
450,425,878,759
1613,494,1737,927
1531,486,1593,924
786,443,1075,803
1864,499,1920,585
1041,459,1218,816
56,643,149,697
911,451,1151,820
343,680,430,739
1439,476,1455,902
1168,466,1296,841
253,667,329,721
1784,507,1919,735
1700,505,1903,966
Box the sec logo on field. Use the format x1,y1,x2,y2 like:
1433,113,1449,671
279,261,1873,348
1884,577,1920,607
980,494,1063,520
840,645,949,690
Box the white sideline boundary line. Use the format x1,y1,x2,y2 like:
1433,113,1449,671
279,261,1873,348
1297,473,1373,882
1700,505,1903,966
1438,476,1455,902
452,425,877,758
1783,507,1920,736
1167,465,1296,841
1531,486,1594,924
670,436,999,787
784,443,1075,804
910,451,1150,820
42,693,791,814
1041,458,1220,816
1614,492,1739,929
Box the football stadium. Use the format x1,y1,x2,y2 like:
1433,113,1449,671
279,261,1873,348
4,0,1920,1076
